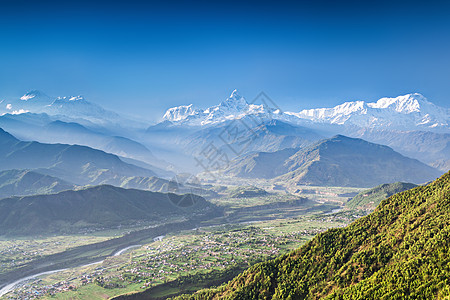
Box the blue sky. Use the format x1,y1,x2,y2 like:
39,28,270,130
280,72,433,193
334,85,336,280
0,0,449,121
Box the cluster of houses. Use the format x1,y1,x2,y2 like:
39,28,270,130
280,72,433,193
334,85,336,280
5,222,336,299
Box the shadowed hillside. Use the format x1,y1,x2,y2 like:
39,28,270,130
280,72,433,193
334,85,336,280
222,135,442,187
0,185,221,235
0,169,75,199
0,127,156,186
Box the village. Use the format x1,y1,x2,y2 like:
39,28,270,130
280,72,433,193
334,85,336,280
2,214,348,300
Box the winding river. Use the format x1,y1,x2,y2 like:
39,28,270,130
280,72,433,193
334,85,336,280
0,244,141,297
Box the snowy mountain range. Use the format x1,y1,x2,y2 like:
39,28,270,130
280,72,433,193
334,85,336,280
0,90,144,128
288,93,449,129
162,90,449,131
2,89,447,132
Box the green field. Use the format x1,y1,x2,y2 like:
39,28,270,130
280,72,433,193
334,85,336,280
0,186,362,300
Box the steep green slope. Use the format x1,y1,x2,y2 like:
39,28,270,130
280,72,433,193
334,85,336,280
175,171,450,300
0,185,220,235
0,169,75,199
346,181,418,211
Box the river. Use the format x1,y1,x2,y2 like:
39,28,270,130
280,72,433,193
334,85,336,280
0,244,141,298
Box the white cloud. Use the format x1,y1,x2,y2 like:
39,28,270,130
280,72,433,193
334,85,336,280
6,104,12,110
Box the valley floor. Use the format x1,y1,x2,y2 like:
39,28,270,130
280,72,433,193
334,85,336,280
0,187,365,300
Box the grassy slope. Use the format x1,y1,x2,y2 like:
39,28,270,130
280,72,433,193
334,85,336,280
176,171,450,299
346,182,418,211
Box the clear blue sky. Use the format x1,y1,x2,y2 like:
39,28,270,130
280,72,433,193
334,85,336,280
0,0,449,121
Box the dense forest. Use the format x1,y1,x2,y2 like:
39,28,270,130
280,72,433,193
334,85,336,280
174,172,450,299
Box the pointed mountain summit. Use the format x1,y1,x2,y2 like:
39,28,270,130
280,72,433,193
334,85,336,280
162,89,270,126
217,89,248,110
19,90,51,101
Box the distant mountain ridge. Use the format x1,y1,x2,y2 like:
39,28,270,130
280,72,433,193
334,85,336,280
0,90,146,128
1,90,448,173
156,90,449,172
221,135,442,187
0,127,156,186
347,128,450,171
0,169,75,199
0,113,169,173
182,119,324,156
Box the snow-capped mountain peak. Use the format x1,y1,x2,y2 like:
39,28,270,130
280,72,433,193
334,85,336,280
162,89,254,125
163,104,200,122
218,89,248,110
367,93,429,113
55,95,86,102
0,91,147,128
20,90,49,101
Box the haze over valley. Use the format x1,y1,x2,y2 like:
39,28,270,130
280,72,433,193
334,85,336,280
0,87,448,299
1,1,449,299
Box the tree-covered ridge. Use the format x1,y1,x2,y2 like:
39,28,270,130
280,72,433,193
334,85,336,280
175,171,450,299
0,185,220,235
346,181,418,211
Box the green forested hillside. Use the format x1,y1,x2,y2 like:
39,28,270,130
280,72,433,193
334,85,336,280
175,171,450,299
346,181,418,211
